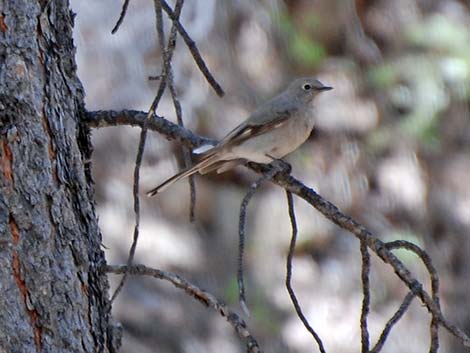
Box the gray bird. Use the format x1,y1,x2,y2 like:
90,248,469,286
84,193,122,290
147,77,332,196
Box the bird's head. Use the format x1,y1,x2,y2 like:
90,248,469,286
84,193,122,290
289,77,333,103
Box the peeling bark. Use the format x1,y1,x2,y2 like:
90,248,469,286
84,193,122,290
0,1,119,352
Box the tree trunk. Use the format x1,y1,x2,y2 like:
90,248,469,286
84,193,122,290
0,1,119,352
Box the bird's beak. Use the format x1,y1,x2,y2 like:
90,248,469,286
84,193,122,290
319,86,333,91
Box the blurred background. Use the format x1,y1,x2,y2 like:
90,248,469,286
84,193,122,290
71,1,470,352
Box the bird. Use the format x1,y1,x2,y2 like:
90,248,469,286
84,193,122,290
147,77,332,196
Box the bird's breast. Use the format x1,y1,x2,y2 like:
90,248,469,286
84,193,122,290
268,111,315,158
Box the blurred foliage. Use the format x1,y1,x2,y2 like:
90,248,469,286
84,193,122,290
276,12,326,68
224,277,240,305
407,14,470,57
367,12,470,151
368,64,399,88
225,277,280,333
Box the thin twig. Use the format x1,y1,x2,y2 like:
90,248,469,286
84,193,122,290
385,240,441,352
285,191,326,353
84,109,470,348
169,77,196,221
360,240,370,353
237,177,264,315
370,291,416,353
161,0,224,97
164,0,196,221
111,0,130,34
237,165,281,314
104,264,262,353
109,123,146,305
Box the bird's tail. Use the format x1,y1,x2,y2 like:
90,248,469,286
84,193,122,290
146,152,220,197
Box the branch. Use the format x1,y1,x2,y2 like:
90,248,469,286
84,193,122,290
84,109,470,348
84,109,215,148
104,264,262,353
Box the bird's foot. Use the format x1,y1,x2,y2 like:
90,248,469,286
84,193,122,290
270,159,292,175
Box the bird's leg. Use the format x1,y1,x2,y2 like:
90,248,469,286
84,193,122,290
269,157,292,175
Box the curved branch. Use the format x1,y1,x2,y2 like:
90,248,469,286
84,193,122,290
237,167,280,315
285,191,326,353
385,240,440,352
104,264,262,353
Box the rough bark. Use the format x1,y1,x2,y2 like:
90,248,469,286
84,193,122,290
0,1,119,352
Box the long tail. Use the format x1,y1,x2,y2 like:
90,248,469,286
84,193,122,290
146,153,220,196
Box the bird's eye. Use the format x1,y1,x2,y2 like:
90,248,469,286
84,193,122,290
302,83,312,91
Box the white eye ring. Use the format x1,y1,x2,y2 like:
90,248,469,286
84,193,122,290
302,83,312,91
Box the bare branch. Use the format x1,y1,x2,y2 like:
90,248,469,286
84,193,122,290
104,264,262,353
285,191,326,353
83,110,215,147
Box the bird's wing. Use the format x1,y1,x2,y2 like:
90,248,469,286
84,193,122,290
218,100,297,148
